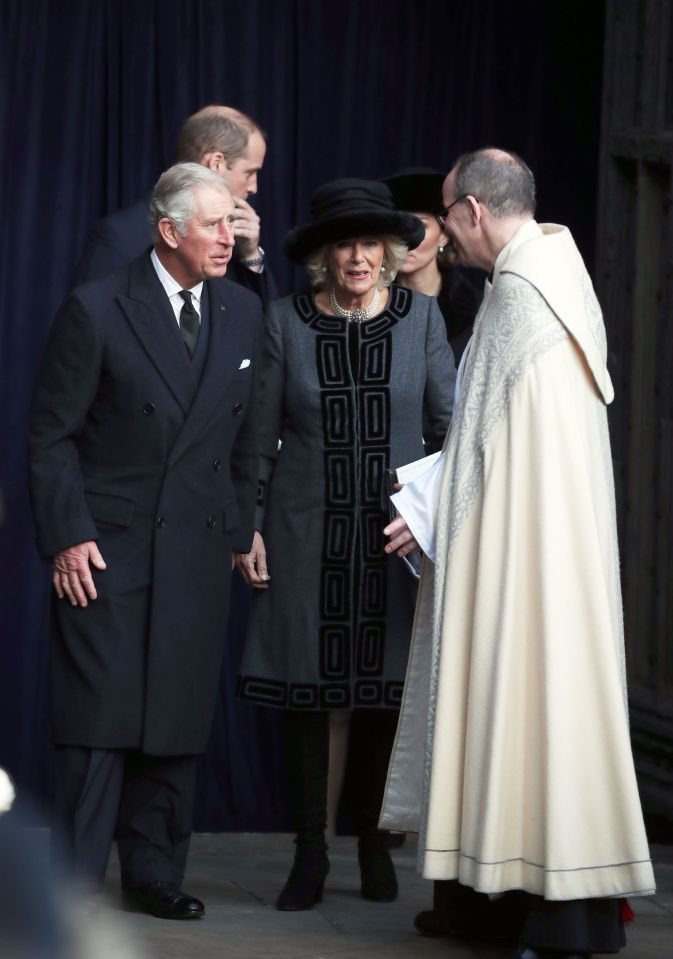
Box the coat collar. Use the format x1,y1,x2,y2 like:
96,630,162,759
117,253,251,453
117,251,197,413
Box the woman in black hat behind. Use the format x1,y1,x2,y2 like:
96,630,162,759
236,179,455,911
384,168,482,364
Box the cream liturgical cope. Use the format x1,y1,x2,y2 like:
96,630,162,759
380,221,655,901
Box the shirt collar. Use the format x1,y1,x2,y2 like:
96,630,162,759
150,248,204,305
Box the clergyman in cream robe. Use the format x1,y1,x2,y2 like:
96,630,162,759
380,219,655,912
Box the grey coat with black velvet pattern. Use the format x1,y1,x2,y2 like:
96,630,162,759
238,285,455,711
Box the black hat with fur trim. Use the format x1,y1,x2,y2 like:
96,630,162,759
382,167,445,216
284,178,425,264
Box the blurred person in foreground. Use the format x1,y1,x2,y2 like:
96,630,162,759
236,179,456,910
0,769,146,959
29,163,261,920
381,148,655,959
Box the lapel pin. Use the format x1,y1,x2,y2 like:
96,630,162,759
220,305,226,311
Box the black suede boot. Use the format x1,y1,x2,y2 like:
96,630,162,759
276,845,330,911
358,833,398,902
276,711,330,912
351,709,400,902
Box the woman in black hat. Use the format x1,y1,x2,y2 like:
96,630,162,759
384,168,482,363
236,179,455,911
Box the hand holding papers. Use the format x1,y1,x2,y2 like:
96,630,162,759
384,450,447,568
384,451,444,577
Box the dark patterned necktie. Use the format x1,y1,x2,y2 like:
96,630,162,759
178,290,200,358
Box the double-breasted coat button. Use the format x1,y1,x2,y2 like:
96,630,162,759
213,458,221,471
143,403,156,416
232,402,243,415
207,515,216,528
156,515,166,528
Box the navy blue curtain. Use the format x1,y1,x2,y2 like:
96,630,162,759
0,0,604,828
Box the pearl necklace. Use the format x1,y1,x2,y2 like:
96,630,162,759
329,288,380,323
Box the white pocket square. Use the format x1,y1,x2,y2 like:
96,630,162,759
238,358,251,369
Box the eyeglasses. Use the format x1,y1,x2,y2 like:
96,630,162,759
439,194,473,223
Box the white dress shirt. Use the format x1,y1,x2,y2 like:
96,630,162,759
150,249,203,326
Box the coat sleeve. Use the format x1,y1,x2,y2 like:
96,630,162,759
28,293,102,558
71,222,130,286
229,301,265,554
227,251,279,309
422,297,456,453
253,300,285,531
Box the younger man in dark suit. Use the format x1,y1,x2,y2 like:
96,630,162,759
73,105,276,305
29,162,261,918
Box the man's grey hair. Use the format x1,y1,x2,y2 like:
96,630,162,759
453,148,536,219
175,106,265,169
148,162,230,242
305,236,409,291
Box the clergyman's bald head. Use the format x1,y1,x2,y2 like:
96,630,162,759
451,148,536,219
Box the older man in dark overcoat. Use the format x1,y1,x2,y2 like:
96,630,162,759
29,162,261,918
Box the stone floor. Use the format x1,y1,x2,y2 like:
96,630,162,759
90,835,673,959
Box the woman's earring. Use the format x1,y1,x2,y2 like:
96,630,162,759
380,259,386,272
438,246,445,254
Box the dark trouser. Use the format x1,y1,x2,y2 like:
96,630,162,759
432,879,626,954
282,708,398,848
53,746,198,891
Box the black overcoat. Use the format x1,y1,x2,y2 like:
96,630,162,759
29,252,261,755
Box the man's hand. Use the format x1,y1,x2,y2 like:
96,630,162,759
383,516,421,558
235,531,270,589
53,541,107,607
232,197,262,265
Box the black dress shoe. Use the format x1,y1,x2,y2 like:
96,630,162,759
415,909,471,938
506,947,589,959
123,882,205,919
414,906,518,945
415,908,493,940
